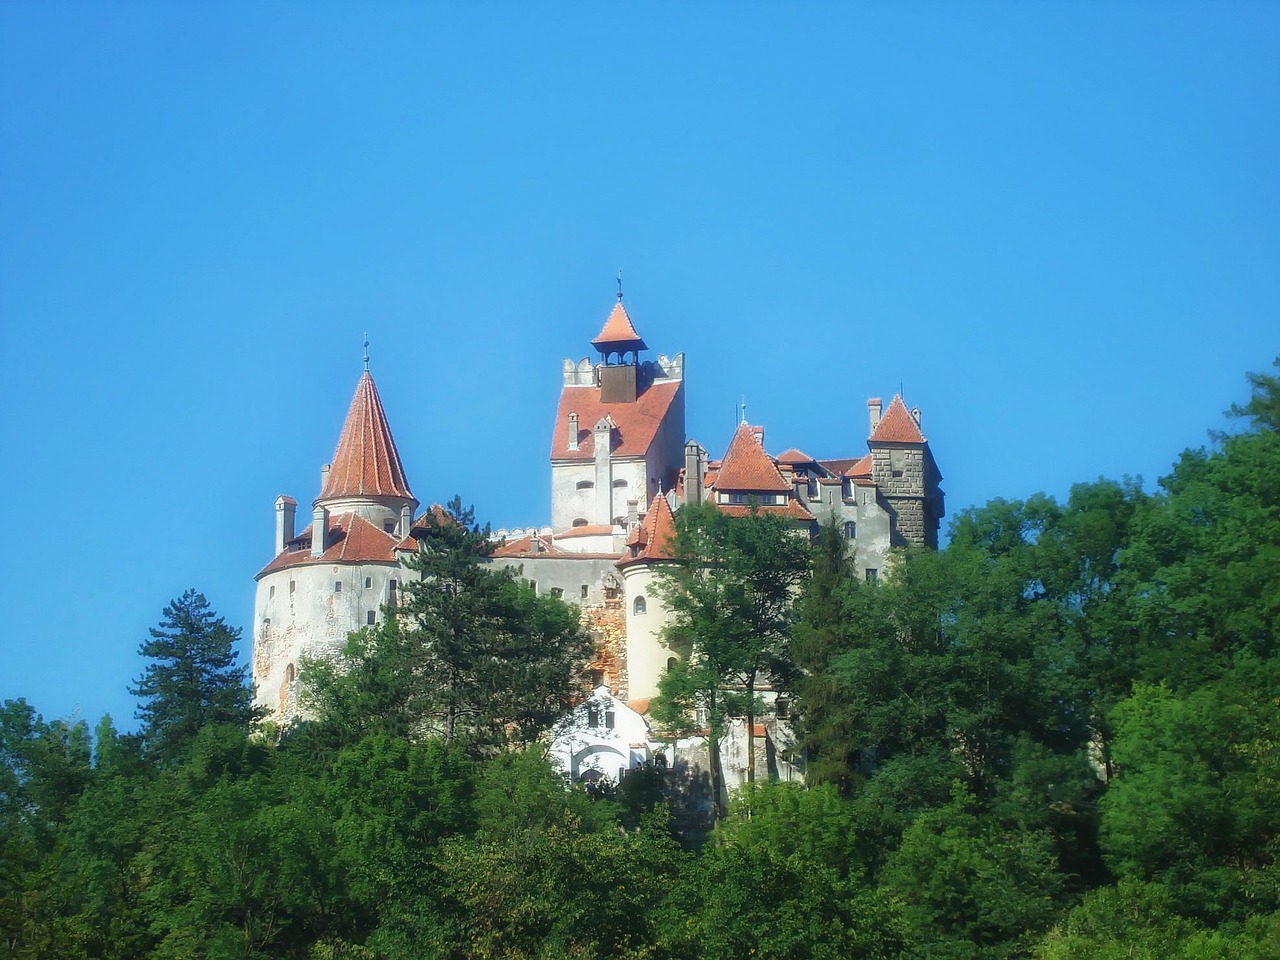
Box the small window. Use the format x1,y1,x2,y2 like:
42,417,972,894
269,585,275,599
550,587,563,599
384,519,395,533
580,584,589,600
289,580,296,594
633,596,647,616
807,478,818,499
334,580,342,593
586,668,604,687
612,478,627,488
366,610,376,625
604,709,615,731
388,580,398,608
529,581,537,594
775,696,790,719
572,518,588,527
666,657,678,673
576,480,594,490
865,568,878,585
365,577,372,589
604,584,619,600
587,704,601,728
285,663,295,683
844,521,857,540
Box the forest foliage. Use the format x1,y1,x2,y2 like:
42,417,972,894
1,361,1278,958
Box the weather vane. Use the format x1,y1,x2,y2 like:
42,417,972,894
363,333,370,372
617,268,624,302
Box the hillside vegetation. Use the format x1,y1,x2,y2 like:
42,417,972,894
2,361,1277,958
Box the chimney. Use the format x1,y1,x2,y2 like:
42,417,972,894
750,425,765,446
594,417,613,524
568,412,579,451
868,398,882,435
912,406,922,427
683,440,705,506
399,504,413,538
311,505,329,558
319,463,331,496
274,496,296,555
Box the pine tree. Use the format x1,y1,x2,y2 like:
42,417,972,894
130,590,255,764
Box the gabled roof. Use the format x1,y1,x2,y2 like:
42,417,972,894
776,448,818,466
713,422,791,493
256,513,400,577
844,454,873,478
590,302,648,352
619,493,678,567
319,372,414,502
551,379,683,461
869,395,926,444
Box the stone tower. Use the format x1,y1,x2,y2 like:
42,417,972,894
549,298,685,550
866,395,944,548
252,367,419,723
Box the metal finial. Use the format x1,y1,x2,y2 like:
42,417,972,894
363,333,370,372
617,268,624,302
741,396,747,424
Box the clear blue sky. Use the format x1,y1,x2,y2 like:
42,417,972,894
1,4,1275,731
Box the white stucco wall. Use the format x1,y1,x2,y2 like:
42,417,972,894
252,560,402,722
621,562,673,702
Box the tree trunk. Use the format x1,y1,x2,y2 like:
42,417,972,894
745,670,756,784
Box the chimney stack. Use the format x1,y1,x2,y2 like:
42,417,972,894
399,504,413,538
311,505,329,558
274,496,297,555
568,412,579,451
683,440,705,507
868,398,882,435
319,464,331,495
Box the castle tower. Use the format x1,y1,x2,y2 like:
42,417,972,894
867,395,944,548
618,491,680,701
550,298,685,551
251,366,419,723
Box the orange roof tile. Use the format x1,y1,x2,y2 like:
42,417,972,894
776,448,817,465
626,698,651,716
714,500,816,522
869,395,926,444
256,513,400,577
551,379,683,461
844,454,873,478
590,302,648,351
554,524,616,539
713,422,791,493
319,372,414,502
619,493,678,567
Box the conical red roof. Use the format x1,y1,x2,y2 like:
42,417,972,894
590,302,648,352
318,372,414,502
620,493,678,566
714,422,791,492
869,395,926,443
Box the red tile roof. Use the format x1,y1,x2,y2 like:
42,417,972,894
554,524,616,539
256,512,400,577
619,493,678,567
319,372,414,502
869,395,926,444
551,379,683,461
714,500,816,521
590,302,648,351
844,454,873,478
714,422,791,493
776,448,817,465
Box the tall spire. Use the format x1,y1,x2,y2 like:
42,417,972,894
363,332,370,372
318,371,414,502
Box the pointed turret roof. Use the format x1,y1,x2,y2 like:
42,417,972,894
619,493,678,566
869,395,926,444
590,302,648,353
318,371,414,502
714,422,791,492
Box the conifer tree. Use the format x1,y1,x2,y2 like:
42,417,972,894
130,589,255,764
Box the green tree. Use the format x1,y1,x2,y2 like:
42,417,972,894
304,499,592,755
653,502,810,816
130,589,256,765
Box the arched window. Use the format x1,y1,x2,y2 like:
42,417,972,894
844,521,857,540
576,480,594,490
285,662,296,683
572,518,589,527
612,478,627,488
667,657,678,673
633,596,647,616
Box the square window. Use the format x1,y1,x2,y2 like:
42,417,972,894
865,568,878,585
334,581,342,593
581,584,589,599
366,610,375,625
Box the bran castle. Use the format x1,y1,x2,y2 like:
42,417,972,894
252,294,944,785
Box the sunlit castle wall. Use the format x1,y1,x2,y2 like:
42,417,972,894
252,559,401,723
